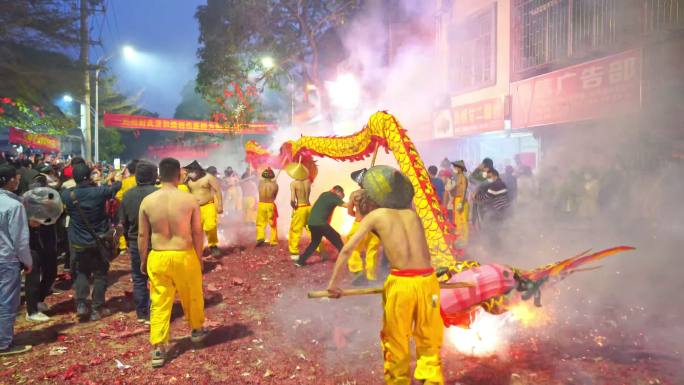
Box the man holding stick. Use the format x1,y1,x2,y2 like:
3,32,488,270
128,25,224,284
185,161,223,257
326,166,444,385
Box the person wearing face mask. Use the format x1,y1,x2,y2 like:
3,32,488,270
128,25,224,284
473,169,510,245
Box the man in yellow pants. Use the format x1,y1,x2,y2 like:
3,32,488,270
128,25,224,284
327,166,444,385
256,168,278,246
448,160,469,246
286,163,312,259
138,158,207,368
346,168,380,284
116,160,139,254
185,161,223,257
240,167,258,224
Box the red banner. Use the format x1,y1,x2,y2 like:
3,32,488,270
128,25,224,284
8,127,60,152
511,49,641,128
147,143,220,159
103,113,277,134
451,98,505,136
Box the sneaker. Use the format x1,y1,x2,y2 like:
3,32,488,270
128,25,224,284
290,254,299,261
76,302,88,319
89,308,110,322
294,260,306,268
255,240,265,247
137,316,150,325
0,344,32,356
26,312,50,322
37,302,49,312
151,346,166,368
119,249,127,256
210,246,222,257
190,328,209,344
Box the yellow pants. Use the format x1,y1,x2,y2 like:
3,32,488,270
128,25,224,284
381,272,444,385
346,221,381,280
453,197,469,247
243,197,257,224
147,250,205,345
119,235,127,250
256,202,278,245
288,205,311,254
200,202,219,247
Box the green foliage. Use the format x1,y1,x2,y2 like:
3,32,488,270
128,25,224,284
195,0,360,117
174,81,213,120
0,97,72,135
98,126,125,161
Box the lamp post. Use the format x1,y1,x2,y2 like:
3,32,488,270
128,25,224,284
63,94,97,158
91,45,137,162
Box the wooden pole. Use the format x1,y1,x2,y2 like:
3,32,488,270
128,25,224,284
307,281,474,299
370,141,380,167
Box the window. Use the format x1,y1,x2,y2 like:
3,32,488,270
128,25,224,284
644,0,684,33
514,0,570,72
449,4,496,92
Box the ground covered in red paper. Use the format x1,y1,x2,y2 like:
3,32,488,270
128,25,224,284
2,239,682,385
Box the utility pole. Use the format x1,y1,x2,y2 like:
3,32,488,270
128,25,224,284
80,0,92,161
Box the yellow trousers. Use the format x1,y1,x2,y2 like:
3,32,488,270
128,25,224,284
346,221,381,280
147,250,205,345
119,235,127,250
200,202,219,247
453,197,469,247
256,202,278,245
288,205,312,255
381,272,444,385
243,197,257,224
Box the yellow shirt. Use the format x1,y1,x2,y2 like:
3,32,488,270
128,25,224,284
116,176,137,201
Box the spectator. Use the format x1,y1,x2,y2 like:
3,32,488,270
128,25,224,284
61,164,121,321
516,166,537,209
502,165,517,203
427,166,445,204
474,169,510,244
24,175,58,323
119,161,158,324
115,160,139,255
577,170,600,219
0,164,33,356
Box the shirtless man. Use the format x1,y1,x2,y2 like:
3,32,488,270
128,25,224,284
138,158,207,368
286,163,311,258
345,168,380,285
184,161,223,257
326,166,443,385
256,167,278,246
223,167,241,214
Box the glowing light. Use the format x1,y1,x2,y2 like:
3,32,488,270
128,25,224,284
62,94,73,103
444,309,513,357
306,83,317,91
509,302,552,328
122,45,137,61
326,73,360,110
261,56,275,69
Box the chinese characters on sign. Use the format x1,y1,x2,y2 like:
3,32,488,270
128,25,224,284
450,98,505,136
511,49,641,128
102,113,277,134
8,127,60,152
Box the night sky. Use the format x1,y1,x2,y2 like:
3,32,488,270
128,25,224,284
97,0,206,117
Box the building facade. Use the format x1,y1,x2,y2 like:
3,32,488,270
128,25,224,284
434,0,684,171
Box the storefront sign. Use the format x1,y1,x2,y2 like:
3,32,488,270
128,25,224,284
511,49,641,128
103,113,276,134
451,98,505,135
8,127,60,152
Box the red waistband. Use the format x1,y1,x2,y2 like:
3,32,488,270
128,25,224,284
390,268,435,277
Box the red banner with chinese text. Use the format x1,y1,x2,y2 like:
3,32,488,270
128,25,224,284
103,113,277,134
451,98,505,136
8,127,60,152
511,49,642,128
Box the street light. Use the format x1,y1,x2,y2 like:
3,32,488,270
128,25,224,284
91,45,138,162
260,56,294,128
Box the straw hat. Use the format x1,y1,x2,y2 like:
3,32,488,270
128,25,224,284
183,160,204,171
451,160,467,172
284,162,309,181
362,165,414,209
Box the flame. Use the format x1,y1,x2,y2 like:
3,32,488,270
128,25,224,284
445,303,554,357
509,302,552,328
444,309,513,357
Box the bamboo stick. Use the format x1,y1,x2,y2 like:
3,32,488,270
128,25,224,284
307,281,474,299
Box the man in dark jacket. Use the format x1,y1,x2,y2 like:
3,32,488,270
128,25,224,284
118,161,157,323
61,164,121,321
